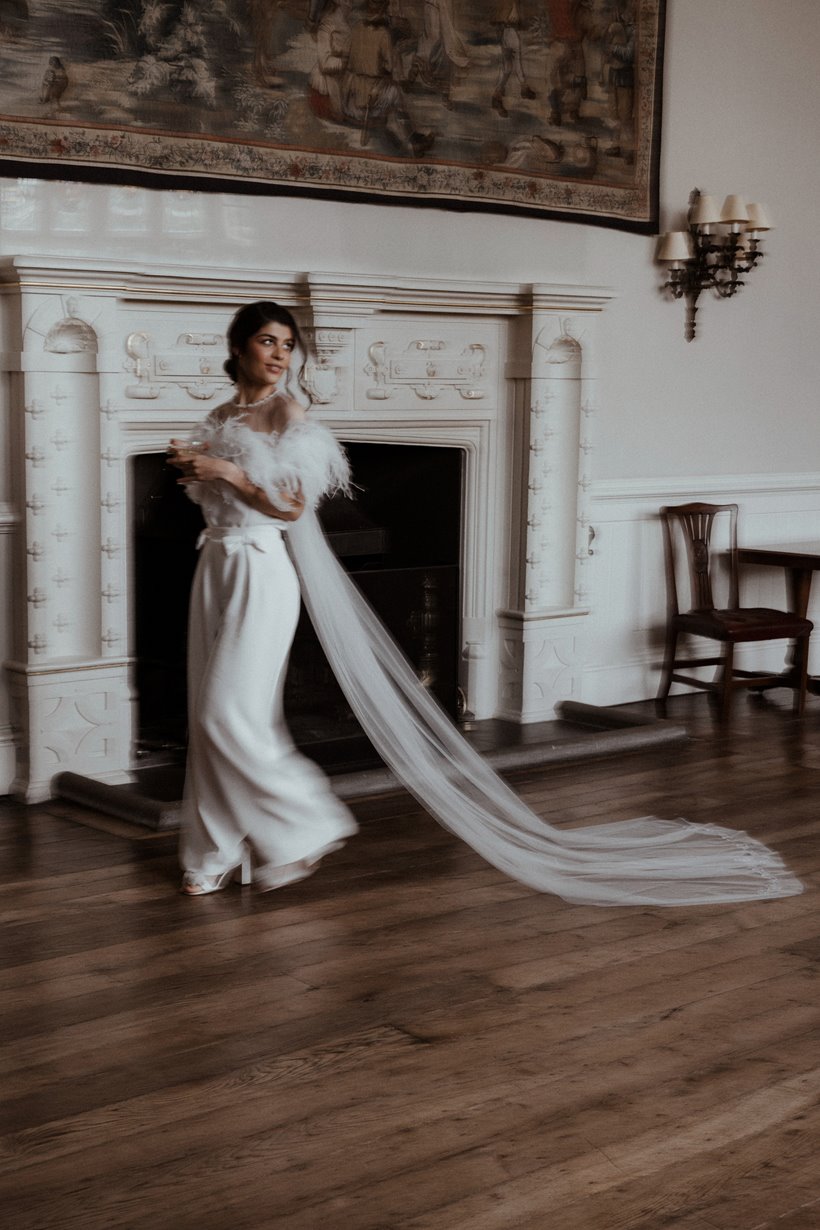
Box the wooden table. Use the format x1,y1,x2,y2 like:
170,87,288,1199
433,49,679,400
737,541,820,618
738,541,820,692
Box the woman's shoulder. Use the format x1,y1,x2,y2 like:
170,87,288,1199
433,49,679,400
277,395,308,427
252,394,307,436
235,399,349,505
201,397,237,427
279,408,343,448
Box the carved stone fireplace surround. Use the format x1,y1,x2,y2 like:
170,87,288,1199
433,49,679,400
2,256,611,802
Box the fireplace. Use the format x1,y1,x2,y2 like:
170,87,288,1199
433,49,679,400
131,441,463,774
2,257,610,801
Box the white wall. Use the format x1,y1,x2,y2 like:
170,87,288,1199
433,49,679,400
3,2,819,482
2,0,820,790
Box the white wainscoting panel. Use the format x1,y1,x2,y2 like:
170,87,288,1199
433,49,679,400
582,474,820,706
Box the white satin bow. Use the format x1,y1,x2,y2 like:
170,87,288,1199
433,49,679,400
196,526,284,555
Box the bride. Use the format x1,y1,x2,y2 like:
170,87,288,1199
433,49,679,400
168,301,357,895
169,300,802,907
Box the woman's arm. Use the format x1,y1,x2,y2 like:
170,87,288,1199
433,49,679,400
168,427,305,522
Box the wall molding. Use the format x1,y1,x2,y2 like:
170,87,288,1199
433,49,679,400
580,472,820,708
593,472,820,504
0,255,614,320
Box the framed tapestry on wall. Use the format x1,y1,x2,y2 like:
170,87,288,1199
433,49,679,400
0,0,666,232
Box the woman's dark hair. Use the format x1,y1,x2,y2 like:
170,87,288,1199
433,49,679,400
223,300,302,383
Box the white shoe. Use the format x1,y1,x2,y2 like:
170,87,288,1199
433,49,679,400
255,840,347,893
179,867,237,896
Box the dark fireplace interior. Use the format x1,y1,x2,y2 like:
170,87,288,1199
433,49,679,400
130,442,463,774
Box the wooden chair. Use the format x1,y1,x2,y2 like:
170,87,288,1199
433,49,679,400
658,502,813,722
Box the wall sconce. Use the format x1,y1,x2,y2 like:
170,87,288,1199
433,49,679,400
657,189,771,341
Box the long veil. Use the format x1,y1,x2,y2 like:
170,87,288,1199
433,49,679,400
287,510,802,907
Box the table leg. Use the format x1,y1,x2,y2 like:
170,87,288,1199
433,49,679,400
784,566,819,695
786,565,813,620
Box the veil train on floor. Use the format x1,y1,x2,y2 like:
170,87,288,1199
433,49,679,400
287,510,803,908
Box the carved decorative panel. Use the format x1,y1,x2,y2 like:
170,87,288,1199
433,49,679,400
125,331,229,402
364,339,488,404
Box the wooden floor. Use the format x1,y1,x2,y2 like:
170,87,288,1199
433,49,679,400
2,693,820,1230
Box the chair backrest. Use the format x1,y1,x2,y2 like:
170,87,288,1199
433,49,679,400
661,502,740,614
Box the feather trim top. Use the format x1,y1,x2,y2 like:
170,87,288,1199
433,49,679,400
185,409,351,515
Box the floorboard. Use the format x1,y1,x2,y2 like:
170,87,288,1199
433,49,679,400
1,693,819,1229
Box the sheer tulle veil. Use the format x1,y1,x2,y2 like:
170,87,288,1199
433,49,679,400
287,507,802,908
198,332,802,909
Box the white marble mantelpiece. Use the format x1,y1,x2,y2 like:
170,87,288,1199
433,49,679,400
0,256,612,800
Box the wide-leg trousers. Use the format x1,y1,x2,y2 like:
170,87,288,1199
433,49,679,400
179,525,358,883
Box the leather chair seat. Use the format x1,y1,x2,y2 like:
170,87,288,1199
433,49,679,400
677,607,813,642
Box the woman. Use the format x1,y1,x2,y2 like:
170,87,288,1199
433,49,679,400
169,301,357,895
170,300,802,908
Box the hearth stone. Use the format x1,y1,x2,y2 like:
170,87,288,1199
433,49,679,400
53,704,688,831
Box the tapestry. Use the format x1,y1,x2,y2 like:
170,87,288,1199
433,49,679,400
0,1,665,230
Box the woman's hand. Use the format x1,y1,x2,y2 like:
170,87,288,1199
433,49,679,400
168,439,241,486
167,437,304,521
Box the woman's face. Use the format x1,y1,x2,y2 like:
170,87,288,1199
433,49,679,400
236,320,295,391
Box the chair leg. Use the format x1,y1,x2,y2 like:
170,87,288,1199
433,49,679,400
656,627,678,716
719,642,734,724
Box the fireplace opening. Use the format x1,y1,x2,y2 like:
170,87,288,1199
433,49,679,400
130,442,463,774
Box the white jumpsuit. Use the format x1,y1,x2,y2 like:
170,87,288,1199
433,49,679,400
179,407,358,888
